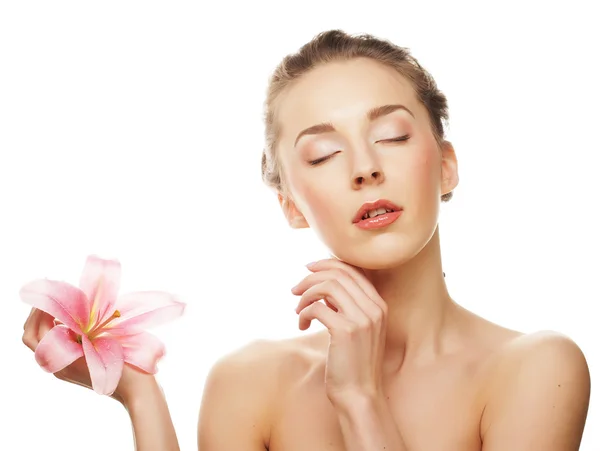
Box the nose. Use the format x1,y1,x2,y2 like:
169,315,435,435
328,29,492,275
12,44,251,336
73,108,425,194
351,150,385,190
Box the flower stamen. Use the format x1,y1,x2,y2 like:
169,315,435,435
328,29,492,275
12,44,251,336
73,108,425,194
87,310,121,339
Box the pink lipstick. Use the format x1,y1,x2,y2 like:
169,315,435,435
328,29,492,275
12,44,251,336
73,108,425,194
352,199,403,230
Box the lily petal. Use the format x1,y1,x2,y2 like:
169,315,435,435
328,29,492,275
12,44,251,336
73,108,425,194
120,332,166,374
34,325,84,373
20,280,89,333
108,291,185,334
79,255,121,329
82,335,124,395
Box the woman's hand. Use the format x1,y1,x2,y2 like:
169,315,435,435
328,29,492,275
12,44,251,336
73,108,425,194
22,307,153,406
291,258,388,405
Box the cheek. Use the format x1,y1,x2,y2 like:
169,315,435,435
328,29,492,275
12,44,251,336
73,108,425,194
405,145,441,230
282,151,341,227
294,177,338,227
410,143,440,194
286,164,348,241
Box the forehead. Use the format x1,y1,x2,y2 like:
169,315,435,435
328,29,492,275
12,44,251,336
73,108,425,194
275,58,421,137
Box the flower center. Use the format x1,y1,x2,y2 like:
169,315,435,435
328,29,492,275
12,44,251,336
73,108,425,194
86,310,121,340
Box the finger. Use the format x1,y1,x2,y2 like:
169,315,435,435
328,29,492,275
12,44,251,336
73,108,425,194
36,312,55,342
23,307,36,330
324,299,338,312
22,309,43,351
292,270,348,294
296,280,365,322
293,270,384,322
307,259,386,310
298,301,348,331
22,309,57,352
55,356,88,384
307,259,375,296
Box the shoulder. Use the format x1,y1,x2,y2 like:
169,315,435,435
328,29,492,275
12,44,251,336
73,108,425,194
198,336,319,449
199,334,324,430
490,330,590,381
480,330,590,449
513,329,587,358
202,338,297,407
207,333,324,386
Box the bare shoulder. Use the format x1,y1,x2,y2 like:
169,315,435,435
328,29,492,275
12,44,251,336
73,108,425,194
200,336,311,413
487,329,590,383
503,329,588,361
198,334,324,450
480,330,591,450
206,334,322,388
457,308,588,373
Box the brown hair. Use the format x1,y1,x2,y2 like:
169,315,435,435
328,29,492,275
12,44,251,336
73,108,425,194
261,29,453,202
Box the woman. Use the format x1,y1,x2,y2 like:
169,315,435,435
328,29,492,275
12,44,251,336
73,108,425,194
22,30,590,450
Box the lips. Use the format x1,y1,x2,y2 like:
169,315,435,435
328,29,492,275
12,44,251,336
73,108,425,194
352,199,403,223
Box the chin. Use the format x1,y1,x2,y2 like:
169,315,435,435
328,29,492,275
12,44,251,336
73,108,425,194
328,234,427,270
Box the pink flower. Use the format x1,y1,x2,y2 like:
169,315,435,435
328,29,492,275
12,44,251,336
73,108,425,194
20,255,185,395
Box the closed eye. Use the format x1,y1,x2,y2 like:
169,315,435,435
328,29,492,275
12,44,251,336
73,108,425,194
308,135,409,165
308,150,341,166
377,134,410,144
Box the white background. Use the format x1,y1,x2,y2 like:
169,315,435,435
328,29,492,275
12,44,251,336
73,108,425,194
1,1,598,450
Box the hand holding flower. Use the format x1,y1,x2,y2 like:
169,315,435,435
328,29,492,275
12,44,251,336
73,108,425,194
20,255,185,399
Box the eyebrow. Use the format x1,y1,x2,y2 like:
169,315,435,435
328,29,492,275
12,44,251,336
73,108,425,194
294,104,415,147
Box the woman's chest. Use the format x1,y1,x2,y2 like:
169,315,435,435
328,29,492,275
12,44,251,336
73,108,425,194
268,363,485,451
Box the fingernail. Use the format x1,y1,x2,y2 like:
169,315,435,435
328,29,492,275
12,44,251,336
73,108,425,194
306,261,317,268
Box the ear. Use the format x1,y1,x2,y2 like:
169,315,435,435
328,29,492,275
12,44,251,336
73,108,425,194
440,141,459,196
278,193,309,229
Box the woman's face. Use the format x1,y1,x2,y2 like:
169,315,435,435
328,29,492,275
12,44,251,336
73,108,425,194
276,58,458,269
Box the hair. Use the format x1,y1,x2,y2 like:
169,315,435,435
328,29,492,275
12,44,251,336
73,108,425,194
261,29,453,202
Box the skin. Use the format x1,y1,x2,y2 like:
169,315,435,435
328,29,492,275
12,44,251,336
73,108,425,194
22,57,590,450
22,308,179,451
198,58,590,450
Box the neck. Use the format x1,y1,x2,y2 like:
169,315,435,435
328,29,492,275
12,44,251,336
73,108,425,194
362,226,460,370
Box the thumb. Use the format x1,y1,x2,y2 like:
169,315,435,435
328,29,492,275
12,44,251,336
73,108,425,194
22,309,56,351
36,310,58,343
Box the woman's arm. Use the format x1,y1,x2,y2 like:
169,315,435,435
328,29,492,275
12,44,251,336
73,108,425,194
332,392,408,451
22,308,180,450
117,373,180,451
